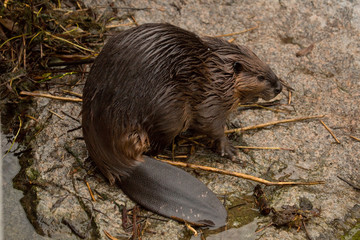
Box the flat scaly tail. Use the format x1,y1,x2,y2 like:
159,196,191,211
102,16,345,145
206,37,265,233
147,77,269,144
119,156,227,228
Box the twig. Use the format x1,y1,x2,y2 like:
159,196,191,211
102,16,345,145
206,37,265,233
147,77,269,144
1,73,26,87
47,58,94,67
349,135,360,142
44,31,95,53
85,180,96,201
130,16,139,26
141,219,151,236
22,34,26,68
288,91,292,105
0,33,29,49
240,100,281,108
185,222,198,236
238,103,288,113
213,22,259,38
157,154,188,159
104,230,119,240
64,145,83,167
62,219,86,239
302,219,313,240
179,136,207,147
225,115,326,134
319,120,340,144
20,91,82,102
2,116,22,161
228,202,246,210
296,44,315,57
61,111,80,123
279,78,295,91
235,146,294,151
106,22,135,29
117,7,151,11
228,38,235,43
187,115,325,141
67,126,82,133
49,110,64,119
61,89,83,97
255,222,273,233
172,139,176,161
25,114,39,121
337,176,360,191
158,159,325,186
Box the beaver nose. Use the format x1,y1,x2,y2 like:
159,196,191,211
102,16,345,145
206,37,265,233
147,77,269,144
274,82,282,95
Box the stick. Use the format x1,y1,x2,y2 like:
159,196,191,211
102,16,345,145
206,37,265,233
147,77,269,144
2,116,22,161
157,154,188,159
296,44,315,58
225,115,326,134
47,58,94,67
240,100,281,107
130,16,139,26
158,159,325,186
279,78,295,91
187,115,325,141
179,136,207,147
20,91,82,102
62,219,86,239
106,22,135,29
103,230,119,240
44,31,95,53
238,103,288,113
350,135,360,142
185,222,198,236
319,120,340,144
213,22,259,38
302,220,313,240
337,176,360,191
61,89,83,97
235,146,294,151
288,91,292,105
85,180,96,201
255,222,273,233
49,110,64,119
25,114,39,121
0,33,29,49
228,38,235,43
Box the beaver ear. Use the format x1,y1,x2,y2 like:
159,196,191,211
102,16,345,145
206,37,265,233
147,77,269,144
233,62,243,74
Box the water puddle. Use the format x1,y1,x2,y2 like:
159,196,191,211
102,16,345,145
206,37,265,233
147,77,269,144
186,194,262,240
2,134,49,240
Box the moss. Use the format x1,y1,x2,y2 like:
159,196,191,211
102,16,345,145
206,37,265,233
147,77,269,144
19,185,45,236
26,167,40,181
342,222,360,240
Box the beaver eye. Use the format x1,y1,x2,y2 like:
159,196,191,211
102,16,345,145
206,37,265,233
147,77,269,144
257,76,265,81
233,62,243,74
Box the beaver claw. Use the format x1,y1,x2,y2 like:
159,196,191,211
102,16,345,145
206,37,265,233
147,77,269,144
217,137,240,161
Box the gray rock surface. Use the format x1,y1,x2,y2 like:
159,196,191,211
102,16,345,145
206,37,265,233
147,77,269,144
12,0,360,239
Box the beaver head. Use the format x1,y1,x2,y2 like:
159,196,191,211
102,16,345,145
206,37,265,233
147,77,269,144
203,37,283,104
231,45,283,103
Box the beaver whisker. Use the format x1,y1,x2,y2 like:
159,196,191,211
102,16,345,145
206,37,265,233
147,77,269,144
279,78,295,91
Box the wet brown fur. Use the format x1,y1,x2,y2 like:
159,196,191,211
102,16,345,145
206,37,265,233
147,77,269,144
82,23,282,184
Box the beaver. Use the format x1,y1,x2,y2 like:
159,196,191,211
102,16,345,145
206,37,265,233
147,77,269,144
82,23,282,228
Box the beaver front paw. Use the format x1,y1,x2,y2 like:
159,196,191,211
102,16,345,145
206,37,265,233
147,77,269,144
216,137,239,161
